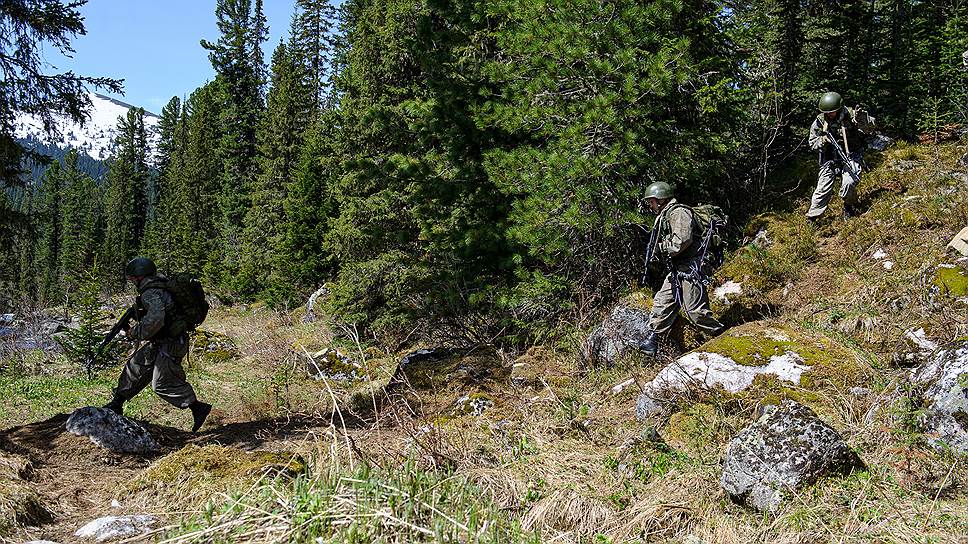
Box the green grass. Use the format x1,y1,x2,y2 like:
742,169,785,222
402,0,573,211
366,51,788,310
167,460,542,544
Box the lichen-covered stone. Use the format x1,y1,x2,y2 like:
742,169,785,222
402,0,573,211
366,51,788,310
720,400,860,512
388,348,505,391
636,351,811,419
933,265,968,298
66,407,159,454
74,515,156,542
910,342,968,454
306,348,364,382
581,305,652,367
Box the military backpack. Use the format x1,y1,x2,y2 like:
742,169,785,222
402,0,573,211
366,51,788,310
142,274,210,337
664,203,728,281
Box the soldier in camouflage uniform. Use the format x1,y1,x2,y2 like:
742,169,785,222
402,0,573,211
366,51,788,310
104,257,211,432
639,182,724,356
806,91,873,219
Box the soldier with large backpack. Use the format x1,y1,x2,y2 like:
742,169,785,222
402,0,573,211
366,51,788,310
639,182,725,356
103,257,212,432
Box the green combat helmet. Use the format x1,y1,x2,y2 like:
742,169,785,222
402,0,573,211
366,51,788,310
818,91,843,113
645,181,674,200
125,256,157,277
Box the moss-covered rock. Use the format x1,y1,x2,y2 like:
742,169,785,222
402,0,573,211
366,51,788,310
636,321,866,419
0,452,51,536
190,329,239,363
126,444,305,505
933,264,968,297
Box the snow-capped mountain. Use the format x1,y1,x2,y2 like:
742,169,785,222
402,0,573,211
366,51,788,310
14,92,161,161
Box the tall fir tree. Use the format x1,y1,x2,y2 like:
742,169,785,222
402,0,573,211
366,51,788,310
142,96,183,260
293,0,337,113
59,150,101,294
238,41,313,299
34,160,65,305
101,108,150,289
201,0,266,288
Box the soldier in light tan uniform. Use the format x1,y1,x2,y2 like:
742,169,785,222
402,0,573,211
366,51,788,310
806,91,873,219
639,182,724,356
104,257,211,432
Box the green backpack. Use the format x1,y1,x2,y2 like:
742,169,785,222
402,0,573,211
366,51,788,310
686,204,729,277
144,274,210,337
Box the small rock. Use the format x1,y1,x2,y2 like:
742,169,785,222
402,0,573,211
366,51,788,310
892,159,919,171
611,378,635,395
883,260,894,270
867,133,894,152
751,228,772,248
453,394,493,416
305,348,363,382
948,226,968,257
958,153,968,167
904,327,938,353
75,515,156,542
581,305,652,367
720,400,861,512
683,536,709,544
909,342,968,454
849,387,872,397
945,171,968,184
66,407,159,454
871,248,888,260
713,281,743,303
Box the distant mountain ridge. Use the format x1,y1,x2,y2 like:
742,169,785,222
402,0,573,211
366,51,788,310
14,91,161,162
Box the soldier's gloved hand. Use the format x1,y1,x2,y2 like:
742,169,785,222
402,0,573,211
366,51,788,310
659,240,673,253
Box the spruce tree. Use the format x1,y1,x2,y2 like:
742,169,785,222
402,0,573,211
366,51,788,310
34,160,65,305
238,41,313,298
101,109,150,289
201,0,266,287
59,150,101,293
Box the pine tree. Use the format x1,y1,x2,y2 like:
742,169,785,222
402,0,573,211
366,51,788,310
201,0,266,287
101,109,150,289
292,0,337,113
56,260,116,378
238,41,313,298
59,150,101,293
34,160,65,305
142,96,182,261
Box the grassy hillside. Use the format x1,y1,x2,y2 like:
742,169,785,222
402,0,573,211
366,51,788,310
1,139,966,543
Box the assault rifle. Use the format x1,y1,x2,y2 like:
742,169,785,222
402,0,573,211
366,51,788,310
824,131,862,186
88,306,137,378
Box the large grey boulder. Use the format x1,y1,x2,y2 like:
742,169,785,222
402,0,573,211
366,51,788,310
721,400,860,512
910,342,968,454
66,407,159,454
867,133,894,152
74,515,157,542
582,305,652,366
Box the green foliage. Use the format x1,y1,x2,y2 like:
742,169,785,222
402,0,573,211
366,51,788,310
168,460,542,543
55,261,118,376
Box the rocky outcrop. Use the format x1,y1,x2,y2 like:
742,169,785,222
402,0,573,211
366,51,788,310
582,305,652,367
305,348,364,382
637,351,811,419
66,407,159,454
74,515,157,542
720,401,861,512
910,342,968,454
636,322,860,419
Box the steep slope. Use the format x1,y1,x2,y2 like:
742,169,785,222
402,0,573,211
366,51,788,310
14,92,161,162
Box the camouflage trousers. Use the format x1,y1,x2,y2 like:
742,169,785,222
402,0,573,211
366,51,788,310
113,335,197,409
649,270,724,336
806,154,862,218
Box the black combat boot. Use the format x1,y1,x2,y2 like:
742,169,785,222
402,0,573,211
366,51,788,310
103,397,124,416
190,401,212,432
639,331,659,357
843,203,857,218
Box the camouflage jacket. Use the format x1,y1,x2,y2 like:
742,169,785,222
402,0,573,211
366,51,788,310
808,107,869,163
657,199,700,266
130,275,174,341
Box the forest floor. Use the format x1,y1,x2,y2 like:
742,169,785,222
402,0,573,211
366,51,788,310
1,139,967,543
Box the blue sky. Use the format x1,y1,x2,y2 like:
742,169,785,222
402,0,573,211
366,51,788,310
48,1,307,115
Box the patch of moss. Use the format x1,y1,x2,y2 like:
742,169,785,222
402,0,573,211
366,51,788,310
933,266,968,297
190,329,239,364
662,403,724,459
128,444,305,504
698,322,833,367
